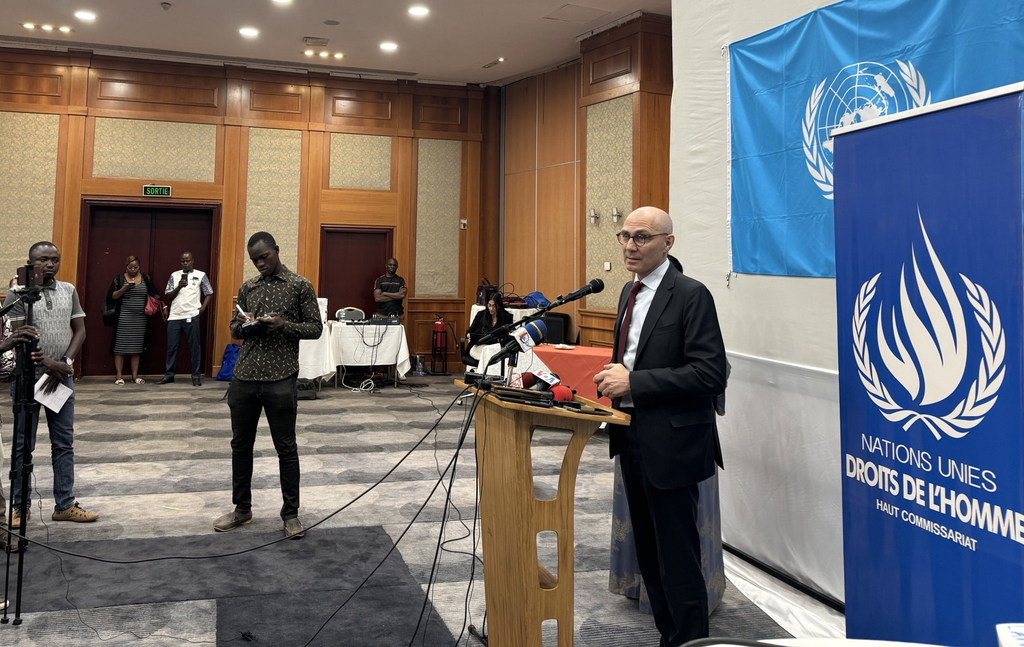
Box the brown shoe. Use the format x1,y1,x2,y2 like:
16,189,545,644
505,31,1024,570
52,503,98,523
214,509,252,532
10,508,30,529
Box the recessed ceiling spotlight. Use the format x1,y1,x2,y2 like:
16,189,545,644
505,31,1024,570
304,49,314,56
21,23,35,29
333,53,343,59
319,51,329,58
272,0,292,4
41,24,54,31
323,19,340,26
380,41,398,52
239,26,259,38
59,26,72,33
482,57,505,69
409,5,429,17
74,10,97,21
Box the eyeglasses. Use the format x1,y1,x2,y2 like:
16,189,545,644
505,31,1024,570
615,232,669,247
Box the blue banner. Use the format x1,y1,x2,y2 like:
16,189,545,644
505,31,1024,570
834,91,1024,645
730,0,1024,277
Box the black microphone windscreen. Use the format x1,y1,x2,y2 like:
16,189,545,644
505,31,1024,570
589,278,604,294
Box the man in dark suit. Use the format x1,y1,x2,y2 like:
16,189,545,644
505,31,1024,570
594,206,727,646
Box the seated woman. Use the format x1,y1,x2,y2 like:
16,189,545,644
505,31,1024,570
463,293,513,365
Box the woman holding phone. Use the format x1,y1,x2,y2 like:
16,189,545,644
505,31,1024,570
104,255,161,385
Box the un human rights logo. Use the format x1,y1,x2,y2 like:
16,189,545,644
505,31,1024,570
804,60,931,200
853,214,1004,440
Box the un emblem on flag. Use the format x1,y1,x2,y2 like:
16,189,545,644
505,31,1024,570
852,215,1004,440
804,60,931,200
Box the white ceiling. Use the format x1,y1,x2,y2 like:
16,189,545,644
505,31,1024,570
0,0,671,85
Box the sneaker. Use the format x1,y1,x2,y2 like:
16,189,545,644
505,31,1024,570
214,509,252,532
10,507,29,528
283,517,305,540
52,503,99,522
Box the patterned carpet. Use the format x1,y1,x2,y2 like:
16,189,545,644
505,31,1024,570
0,374,790,645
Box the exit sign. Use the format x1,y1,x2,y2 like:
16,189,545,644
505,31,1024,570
143,184,172,197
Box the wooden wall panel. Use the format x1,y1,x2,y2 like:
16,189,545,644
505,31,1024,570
538,65,579,168
87,64,227,120
0,53,74,111
232,77,310,128
503,78,537,175
536,163,578,331
319,80,411,135
580,14,671,107
503,171,537,297
633,92,671,211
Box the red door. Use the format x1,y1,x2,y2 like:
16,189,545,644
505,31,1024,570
319,227,393,320
78,202,217,378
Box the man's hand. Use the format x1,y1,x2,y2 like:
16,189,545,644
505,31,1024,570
594,363,631,400
37,356,71,394
0,325,39,353
178,274,188,288
255,312,284,333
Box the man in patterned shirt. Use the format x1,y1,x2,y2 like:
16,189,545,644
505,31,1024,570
213,232,322,539
5,241,98,529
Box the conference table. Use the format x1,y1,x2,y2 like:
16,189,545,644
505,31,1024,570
298,320,411,384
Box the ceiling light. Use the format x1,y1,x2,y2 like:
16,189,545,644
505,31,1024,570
239,26,259,38
22,23,35,29
482,57,505,69
74,10,97,21
319,51,329,58
272,0,292,4
333,53,343,59
380,41,398,52
41,24,54,31
59,26,72,33
409,5,429,17
304,49,314,56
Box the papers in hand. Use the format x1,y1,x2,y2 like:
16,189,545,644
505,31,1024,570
35,374,72,412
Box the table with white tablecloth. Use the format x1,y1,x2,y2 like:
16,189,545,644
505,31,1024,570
298,319,411,383
330,321,411,379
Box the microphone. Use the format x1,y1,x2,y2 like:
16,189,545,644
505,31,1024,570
521,369,560,391
550,385,574,402
555,279,604,305
484,319,546,369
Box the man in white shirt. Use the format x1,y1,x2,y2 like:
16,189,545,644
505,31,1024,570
157,252,213,386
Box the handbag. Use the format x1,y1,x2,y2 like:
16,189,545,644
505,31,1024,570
145,294,162,316
102,302,117,326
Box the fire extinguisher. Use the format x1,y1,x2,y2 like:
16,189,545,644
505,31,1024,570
434,318,445,334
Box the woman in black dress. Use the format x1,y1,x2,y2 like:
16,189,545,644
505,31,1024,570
464,292,513,363
105,255,160,385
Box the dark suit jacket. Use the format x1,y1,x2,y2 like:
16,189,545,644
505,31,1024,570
609,264,727,489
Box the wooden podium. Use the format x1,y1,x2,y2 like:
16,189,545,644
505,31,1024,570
462,383,629,646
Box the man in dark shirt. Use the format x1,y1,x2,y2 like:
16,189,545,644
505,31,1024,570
213,232,322,539
373,257,406,320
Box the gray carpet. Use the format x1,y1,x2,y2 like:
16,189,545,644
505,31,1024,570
0,374,790,645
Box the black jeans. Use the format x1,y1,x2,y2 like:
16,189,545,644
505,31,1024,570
227,375,300,519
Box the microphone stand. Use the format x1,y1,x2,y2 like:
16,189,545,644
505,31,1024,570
2,279,42,626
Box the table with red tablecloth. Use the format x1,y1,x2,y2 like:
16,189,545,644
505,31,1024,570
531,344,611,404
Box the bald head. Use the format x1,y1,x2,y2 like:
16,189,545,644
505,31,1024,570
619,206,675,279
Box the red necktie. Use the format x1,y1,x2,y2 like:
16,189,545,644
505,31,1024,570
612,281,642,409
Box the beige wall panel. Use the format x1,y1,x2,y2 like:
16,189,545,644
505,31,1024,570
245,128,302,273
0,111,59,279
92,118,217,182
414,139,461,297
502,171,537,296
536,163,577,300
329,133,392,190
503,78,537,175
537,65,579,168
585,95,633,312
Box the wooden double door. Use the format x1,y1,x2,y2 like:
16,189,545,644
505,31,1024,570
77,201,218,379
